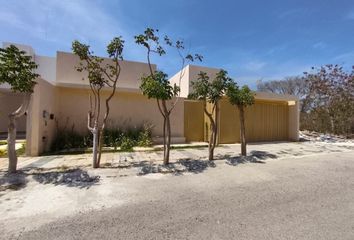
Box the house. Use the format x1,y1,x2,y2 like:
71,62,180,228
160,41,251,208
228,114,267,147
0,43,299,156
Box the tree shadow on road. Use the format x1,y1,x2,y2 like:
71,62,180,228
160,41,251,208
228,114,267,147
137,158,216,176
226,150,277,166
0,170,28,195
0,168,100,196
31,168,100,189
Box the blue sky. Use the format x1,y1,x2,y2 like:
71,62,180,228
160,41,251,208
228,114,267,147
1,0,354,88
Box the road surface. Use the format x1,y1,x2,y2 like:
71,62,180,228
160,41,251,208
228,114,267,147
2,150,354,240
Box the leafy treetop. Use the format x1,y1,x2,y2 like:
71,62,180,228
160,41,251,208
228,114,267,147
189,69,232,103
135,28,202,103
0,45,39,93
140,71,179,101
72,37,124,88
227,82,255,107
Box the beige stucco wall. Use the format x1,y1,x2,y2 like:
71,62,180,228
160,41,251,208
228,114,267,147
55,87,185,140
56,51,156,90
26,79,58,155
0,91,27,133
170,65,221,98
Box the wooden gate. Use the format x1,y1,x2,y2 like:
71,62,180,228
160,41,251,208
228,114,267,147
184,100,204,142
219,99,289,143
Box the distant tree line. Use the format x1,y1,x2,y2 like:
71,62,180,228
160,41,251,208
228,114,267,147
257,64,354,137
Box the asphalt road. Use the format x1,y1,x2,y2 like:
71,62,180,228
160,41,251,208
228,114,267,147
8,151,354,239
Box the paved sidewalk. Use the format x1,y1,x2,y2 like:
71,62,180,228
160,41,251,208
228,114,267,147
0,141,353,171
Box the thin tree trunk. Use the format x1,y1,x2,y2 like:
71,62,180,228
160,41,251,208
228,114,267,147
205,102,218,161
162,116,167,162
92,128,99,168
213,102,219,147
208,129,214,161
7,94,31,173
7,115,18,173
239,105,247,156
161,100,171,165
164,114,171,165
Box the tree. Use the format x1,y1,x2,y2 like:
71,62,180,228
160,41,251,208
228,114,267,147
256,77,310,113
0,45,38,173
135,28,202,165
72,37,124,168
304,64,354,135
189,70,231,160
226,83,255,156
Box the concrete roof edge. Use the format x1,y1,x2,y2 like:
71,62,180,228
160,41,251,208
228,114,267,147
56,51,156,67
254,91,299,101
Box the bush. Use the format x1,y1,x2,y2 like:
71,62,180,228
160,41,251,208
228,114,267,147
51,123,153,153
137,124,153,147
0,149,5,157
104,124,153,149
120,136,135,151
51,126,92,152
104,128,124,150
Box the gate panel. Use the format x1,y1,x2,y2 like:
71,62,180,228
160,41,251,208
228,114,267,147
184,100,204,142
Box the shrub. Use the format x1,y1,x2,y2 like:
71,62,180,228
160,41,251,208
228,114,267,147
104,128,124,150
120,136,135,151
51,123,153,153
51,127,92,152
0,149,5,157
104,124,153,149
137,124,153,147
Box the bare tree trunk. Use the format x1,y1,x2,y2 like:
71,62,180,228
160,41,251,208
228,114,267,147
213,102,219,147
164,114,171,165
7,94,31,173
206,102,218,161
208,130,214,161
162,116,166,163
92,128,99,168
161,100,171,165
239,105,247,156
8,115,18,173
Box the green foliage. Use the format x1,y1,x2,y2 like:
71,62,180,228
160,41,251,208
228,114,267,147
51,128,92,152
72,37,124,88
0,142,26,158
226,83,255,107
137,125,153,147
51,124,154,153
0,45,39,93
140,71,179,100
120,137,135,152
0,149,6,157
104,124,153,149
16,143,26,156
103,128,124,150
189,70,232,104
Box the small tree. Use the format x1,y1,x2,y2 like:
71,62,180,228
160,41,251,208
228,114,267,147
189,70,231,160
0,45,38,173
72,37,124,168
135,28,202,165
226,83,255,156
